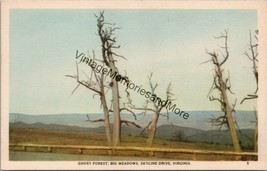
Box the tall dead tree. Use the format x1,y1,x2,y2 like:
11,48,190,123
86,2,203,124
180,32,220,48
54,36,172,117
205,30,241,152
96,12,123,146
128,73,174,147
241,30,258,152
67,12,138,147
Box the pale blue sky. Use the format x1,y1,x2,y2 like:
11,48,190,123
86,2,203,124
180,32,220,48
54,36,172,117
10,9,257,115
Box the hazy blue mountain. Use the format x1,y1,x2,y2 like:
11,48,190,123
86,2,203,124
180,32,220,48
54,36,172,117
10,121,254,147
10,121,93,132
10,113,104,128
10,111,256,130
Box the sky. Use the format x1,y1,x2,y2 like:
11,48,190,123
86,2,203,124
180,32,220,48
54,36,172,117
9,9,257,115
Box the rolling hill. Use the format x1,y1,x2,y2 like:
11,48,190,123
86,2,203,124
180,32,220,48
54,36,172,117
10,121,255,148
10,111,256,130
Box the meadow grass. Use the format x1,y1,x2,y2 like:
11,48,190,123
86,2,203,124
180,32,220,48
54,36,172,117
9,127,256,160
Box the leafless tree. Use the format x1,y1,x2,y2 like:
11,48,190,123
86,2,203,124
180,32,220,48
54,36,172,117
95,11,122,146
204,30,242,152
172,129,184,142
128,73,175,147
67,11,140,147
241,30,258,152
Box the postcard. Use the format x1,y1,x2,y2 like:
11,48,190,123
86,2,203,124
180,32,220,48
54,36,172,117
1,0,267,170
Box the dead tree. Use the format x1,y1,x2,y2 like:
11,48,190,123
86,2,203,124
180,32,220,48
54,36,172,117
67,12,140,148
172,129,185,142
204,30,242,152
96,11,123,146
241,30,258,152
128,73,175,147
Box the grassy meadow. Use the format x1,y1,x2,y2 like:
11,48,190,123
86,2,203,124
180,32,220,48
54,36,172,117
9,127,256,161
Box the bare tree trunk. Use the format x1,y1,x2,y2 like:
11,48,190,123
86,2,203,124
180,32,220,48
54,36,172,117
108,64,121,146
226,109,241,152
128,74,173,147
254,111,258,152
96,11,122,146
217,66,241,152
103,106,113,146
147,112,159,147
254,120,258,152
112,89,121,146
99,76,113,146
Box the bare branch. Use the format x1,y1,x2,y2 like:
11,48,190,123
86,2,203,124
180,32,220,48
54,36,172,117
159,113,169,120
71,84,81,95
244,52,254,61
240,94,258,104
207,76,216,97
219,30,229,66
208,115,228,129
86,115,105,122
121,120,142,128
120,107,137,120
111,52,127,60
65,75,102,95
200,59,213,65
140,121,152,136
209,95,223,105
232,99,237,113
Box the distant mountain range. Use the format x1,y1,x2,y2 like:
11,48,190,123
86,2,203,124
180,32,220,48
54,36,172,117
9,112,256,147
10,111,256,130
10,120,255,148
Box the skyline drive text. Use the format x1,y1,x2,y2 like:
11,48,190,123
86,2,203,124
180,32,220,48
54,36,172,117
75,50,189,119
